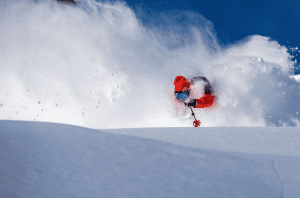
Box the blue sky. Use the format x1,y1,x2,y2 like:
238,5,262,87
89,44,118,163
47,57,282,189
122,0,300,74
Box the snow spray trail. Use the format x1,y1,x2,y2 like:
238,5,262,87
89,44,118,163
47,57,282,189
0,0,299,128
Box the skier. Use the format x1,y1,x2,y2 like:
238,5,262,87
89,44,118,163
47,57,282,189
174,75,215,108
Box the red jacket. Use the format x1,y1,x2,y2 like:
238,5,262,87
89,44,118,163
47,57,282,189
174,76,190,92
174,75,214,108
195,94,214,108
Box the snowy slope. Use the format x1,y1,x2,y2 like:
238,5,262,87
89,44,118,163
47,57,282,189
1,120,300,198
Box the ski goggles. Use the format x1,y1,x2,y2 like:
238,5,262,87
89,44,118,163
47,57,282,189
175,91,190,101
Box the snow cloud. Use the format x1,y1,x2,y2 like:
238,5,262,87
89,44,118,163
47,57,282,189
0,0,299,128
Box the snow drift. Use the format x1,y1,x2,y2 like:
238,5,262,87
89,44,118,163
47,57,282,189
1,120,300,197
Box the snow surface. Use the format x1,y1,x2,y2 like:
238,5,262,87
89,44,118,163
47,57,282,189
1,120,300,198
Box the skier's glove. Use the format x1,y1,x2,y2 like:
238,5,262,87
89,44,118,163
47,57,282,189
187,99,197,108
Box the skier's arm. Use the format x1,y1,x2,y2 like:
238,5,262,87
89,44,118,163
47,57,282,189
189,76,213,95
190,76,209,84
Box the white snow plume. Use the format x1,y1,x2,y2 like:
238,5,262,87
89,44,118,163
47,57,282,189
200,36,300,127
0,0,299,128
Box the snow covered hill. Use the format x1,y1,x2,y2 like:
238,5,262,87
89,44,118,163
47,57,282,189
1,120,300,198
